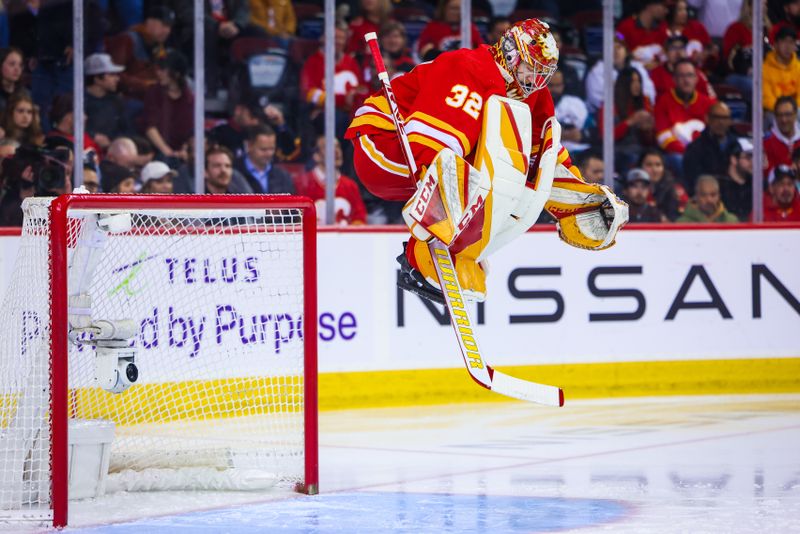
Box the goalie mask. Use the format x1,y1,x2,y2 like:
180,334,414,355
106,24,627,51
491,18,559,100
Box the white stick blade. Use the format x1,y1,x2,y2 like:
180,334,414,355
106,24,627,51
490,370,564,407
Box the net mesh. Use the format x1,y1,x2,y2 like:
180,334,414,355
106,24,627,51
1,197,309,521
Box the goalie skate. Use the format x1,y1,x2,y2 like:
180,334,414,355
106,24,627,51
396,241,445,305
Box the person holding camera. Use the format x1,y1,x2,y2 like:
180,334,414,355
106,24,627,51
0,140,73,226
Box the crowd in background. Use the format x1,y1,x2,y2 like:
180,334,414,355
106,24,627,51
0,0,799,227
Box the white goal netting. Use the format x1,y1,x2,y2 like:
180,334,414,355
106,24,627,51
0,196,314,523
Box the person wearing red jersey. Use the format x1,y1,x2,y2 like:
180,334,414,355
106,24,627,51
764,96,800,174
346,0,394,56
345,19,628,302
415,0,484,61
763,164,800,221
294,136,367,226
665,0,713,65
300,23,363,137
616,0,668,69
655,59,717,154
650,35,715,99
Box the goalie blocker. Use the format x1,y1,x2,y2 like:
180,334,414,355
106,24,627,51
399,95,628,303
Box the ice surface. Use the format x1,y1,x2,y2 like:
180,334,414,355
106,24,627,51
4,394,798,533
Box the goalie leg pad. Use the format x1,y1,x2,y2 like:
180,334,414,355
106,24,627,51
401,238,487,302
477,116,560,261
402,149,491,246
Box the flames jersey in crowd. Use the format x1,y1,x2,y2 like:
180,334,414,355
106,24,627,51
345,44,577,199
300,51,361,109
616,17,665,66
655,89,716,153
293,168,367,225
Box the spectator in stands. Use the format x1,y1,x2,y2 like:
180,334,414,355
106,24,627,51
99,160,136,193
549,70,587,151
294,136,367,225
0,47,24,115
234,124,295,194
764,164,800,220
205,145,236,194
486,16,511,45
677,174,739,222
688,0,745,39
81,161,100,193
0,91,42,146
549,28,583,98
650,35,715,100
616,0,668,69
764,96,800,172
346,0,393,55
139,160,176,194
143,50,193,162
666,0,714,67
378,21,415,74
300,23,362,138
655,59,716,159
598,67,655,171
44,93,101,155
105,6,174,99
415,0,483,61
84,53,131,152
105,136,138,169
721,0,763,103
763,24,800,112
585,33,656,113
769,0,800,32
719,137,755,221
622,167,665,223
683,102,737,194
209,94,300,161
249,0,297,45
577,150,605,184
639,148,687,221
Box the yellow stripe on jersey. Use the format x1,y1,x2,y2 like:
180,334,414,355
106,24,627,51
408,133,447,154
364,94,391,115
359,136,410,177
407,111,472,155
349,113,396,131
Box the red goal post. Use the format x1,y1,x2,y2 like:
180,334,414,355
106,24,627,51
1,194,318,528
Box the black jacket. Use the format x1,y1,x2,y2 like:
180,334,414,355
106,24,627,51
682,128,739,196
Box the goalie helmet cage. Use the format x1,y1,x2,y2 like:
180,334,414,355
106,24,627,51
0,194,318,528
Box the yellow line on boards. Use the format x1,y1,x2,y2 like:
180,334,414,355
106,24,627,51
317,358,800,411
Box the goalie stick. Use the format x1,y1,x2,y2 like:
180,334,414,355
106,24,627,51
364,32,563,407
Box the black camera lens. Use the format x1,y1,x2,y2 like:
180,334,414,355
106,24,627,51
125,363,139,383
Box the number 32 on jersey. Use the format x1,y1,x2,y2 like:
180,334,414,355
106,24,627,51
445,85,483,120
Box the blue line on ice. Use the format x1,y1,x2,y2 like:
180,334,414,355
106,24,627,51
71,491,629,533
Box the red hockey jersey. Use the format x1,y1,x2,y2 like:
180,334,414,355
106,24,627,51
293,168,368,225
616,16,666,66
345,45,574,174
300,51,362,109
649,63,714,99
655,90,716,153
763,124,800,174
414,20,484,58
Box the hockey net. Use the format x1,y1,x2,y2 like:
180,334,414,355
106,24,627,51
0,194,318,526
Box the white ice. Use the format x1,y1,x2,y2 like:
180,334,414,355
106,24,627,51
5,394,799,533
